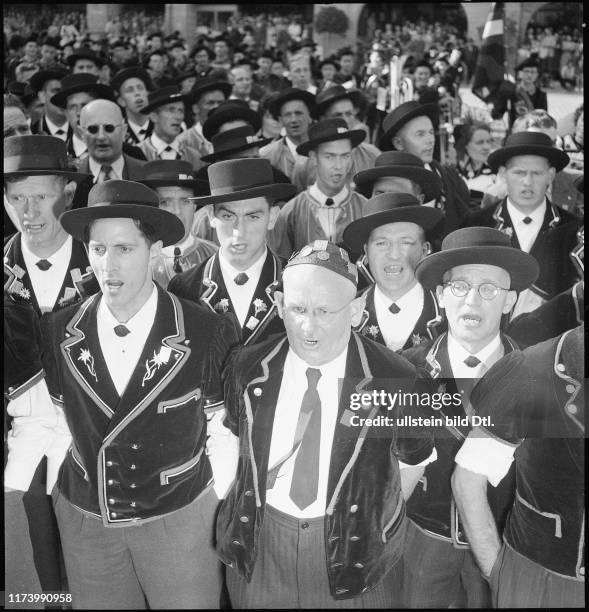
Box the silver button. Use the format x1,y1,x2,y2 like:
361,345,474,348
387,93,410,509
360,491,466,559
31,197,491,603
108,498,115,504
130,483,137,488
239,516,249,523
107,479,114,485
580,566,585,576
111,512,117,518
130,464,136,470
130,501,136,507
184,339,190,345
244,490,253,497
566,384,576,393
556,363,566,372
350,535,360,541
106,461,113,467
131,443,139,450
354,562,364,569
253,387,262,397
567,404,578,415
350,504,358,513
232,540,241,545
8,386,14,393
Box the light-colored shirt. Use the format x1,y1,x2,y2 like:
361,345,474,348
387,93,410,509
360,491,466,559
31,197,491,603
308,182,349,242
374,283,424,351
89,155,125,183
150,133,181,159
96,284,158,395
21,235,73,313
447,332,503,380
218,248,267,327
45,115,69,141
283,135,307,165
127,118,151,142
72,133,88,158
506,198,546,253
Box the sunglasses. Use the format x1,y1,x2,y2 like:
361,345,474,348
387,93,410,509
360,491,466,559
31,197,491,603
84,123,123,134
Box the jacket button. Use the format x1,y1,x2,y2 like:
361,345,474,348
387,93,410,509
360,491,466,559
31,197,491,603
556,363,566,372
232,540,241,545
350,535,360,541
301,522,309,530
111,513,118,518
106,461,113,467
130,483,137,488
244,490,253,496
107,479,114,485
567,404,578,415
108,498,115,504
131,443,140,450
130,464,137,470
253,387,262,397
354,562,364,569
580,567,585,576
130,501,136,508
184,339,190,345
566,384,576,393
239,515,249,523
8,387,14,393
350,504,358,513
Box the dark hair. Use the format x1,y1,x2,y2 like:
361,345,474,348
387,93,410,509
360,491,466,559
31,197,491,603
83,218,159,246
454,120,491,158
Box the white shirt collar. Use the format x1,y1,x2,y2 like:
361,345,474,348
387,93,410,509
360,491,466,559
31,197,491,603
72,133,87,157
151,132,178,155
21,233,72,266
284,135,305,160
506,198,546,225
286,344,348,379
374,281,423,310
97,282,158,330
192,121,206,139
161,233,195,258
45,115,69,135
127,117,150,135
447,332,502,371
89,155,125,182
218,246,267,285
309,182,349,207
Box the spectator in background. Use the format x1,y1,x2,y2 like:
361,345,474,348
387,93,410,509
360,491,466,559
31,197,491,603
3,94,32,139
512,56,547,125
288,54,316,95
335,47,361,89
189,44,215,79
557,104,583,173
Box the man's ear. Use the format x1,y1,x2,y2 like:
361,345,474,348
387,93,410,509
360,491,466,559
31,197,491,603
149,111,159,125
267,204,279,230
207,205,217,228
149,239,163,263
547,166,556,184
64,181,77,210
435,284,445,309
119,121,128,141
392,135,403,151
274,290,285,319
117,95,126,109
350,291,367,327
502,290,518,315
422,241,432,258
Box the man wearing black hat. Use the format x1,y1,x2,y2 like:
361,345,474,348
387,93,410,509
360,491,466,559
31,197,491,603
20,179,238,608
139,87,201,169
259,88,316,190
452,323,584,608
29,67,71,141
512,56,547,124
4,134,99,595
169,158,296,347
144,49,176,89
343,193,445,350
275,118,367,257
175,77,232,159
380,100,470,240
400,227,539,608
411,60,439,105
189,45,215,79
463,131,577,315
111,67,155,146
67,48,104,76
139,159,218,287
202,98,263,143
215,239,435,608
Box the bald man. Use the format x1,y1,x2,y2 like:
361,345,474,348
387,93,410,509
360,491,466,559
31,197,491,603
72,99,146,208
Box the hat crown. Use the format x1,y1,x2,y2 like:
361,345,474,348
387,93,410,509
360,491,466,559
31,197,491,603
383,101,438,136
112,67,152,91
374,151,425,169
441,227,512,252
211,125,257,150
59,72,101,90
307,118,350,143
141,160,195,181
286,240,357,286
146,86,184,108
315,85,350,106
364,192,421,215
502,131,554,149
88,179,160,208
4,135,70,173
190,76,230,99
207,158,275,195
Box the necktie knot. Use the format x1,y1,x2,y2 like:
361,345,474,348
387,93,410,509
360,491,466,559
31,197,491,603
164,146,173,152
325,197,335,207
464,355,481,368
100,165,113,182
55,129,65,136
234,272,249,286
114,324,131,337
173,247,182,274
389,302,401,314
138,129,147,135
305,367,322,388
35,259,52,271
522,216,532,225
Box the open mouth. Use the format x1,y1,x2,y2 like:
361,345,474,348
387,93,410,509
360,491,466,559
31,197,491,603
384,265,403,276
303,339,318,346
23,223,45,233
460,314,482,327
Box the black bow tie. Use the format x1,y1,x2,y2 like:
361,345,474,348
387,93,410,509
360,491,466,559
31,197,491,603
522,216,532,225
464,355,481,368
388,302,401,314
55,129,66,136
325,197,335,207
234,272,249,286
173,247,182,274
114,324,131,337
36,259,52,271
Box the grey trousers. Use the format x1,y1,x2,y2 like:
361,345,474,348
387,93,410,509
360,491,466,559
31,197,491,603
53,486,221,610
226,503,404,609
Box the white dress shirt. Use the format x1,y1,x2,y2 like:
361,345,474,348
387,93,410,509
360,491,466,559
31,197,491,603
308,182,349,242
127,118,151,142
71,133,88,158
89,155,125,183
506,198,546,253
218,248,267,327
284,135,307,164
96,284,158,395
45,115,69,141
21,235,73,313
150,133,181,159
266,347,348,518
447,332,503,380
374,283,424,351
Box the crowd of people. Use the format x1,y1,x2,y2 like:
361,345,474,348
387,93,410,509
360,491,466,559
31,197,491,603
3,4,585,611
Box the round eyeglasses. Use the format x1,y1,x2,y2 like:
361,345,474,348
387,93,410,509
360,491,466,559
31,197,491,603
443,280,510,301
284,300,352,325
84,123,123,135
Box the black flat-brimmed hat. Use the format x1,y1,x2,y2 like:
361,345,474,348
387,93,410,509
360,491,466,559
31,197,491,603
200,125,272,163
28,67,68,94
188,158,297,207
342,192,444,252
139,160,208,194
381,101,439,146
202,100,262,141
66,48,105,69
516,56,541,72
4,135,90,183
353,151,442,200
189,76,232,103
141,86,188,114
50,73,115,109
318,57,341,72
60,179,184,247
415,227,539,292
296,118,365,156
312,84,364,119
268,87,316,120
111,66,153,93
487,131,570,173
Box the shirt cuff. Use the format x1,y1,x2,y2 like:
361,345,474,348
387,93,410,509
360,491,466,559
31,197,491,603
206,409,239,499
399,447,437,469
455,432,515,487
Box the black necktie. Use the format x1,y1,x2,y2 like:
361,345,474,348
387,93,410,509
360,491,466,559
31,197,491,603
464,355,481,368
173,247,182,274
114,324,131,337
100,165,113,182
234,272,249,286
389,302,401,314
290,368,322,510
522,216,532,225
35,259,52,271
55,129,66,136
163,145,182,160
325,197,335,207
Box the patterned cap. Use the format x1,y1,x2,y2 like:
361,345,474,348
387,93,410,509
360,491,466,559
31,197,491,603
285,240,357,287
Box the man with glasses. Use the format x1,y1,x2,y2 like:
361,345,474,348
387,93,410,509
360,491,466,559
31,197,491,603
214,240,435,608
398,227,539,608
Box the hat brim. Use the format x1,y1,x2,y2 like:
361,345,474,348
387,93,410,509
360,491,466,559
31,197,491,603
487,145,569,172
4,169,91,183
415,246,540,292
381,103,439,146
202,107,262,141
343,206,444,252
29,69,67,93
141,93,190,114
51,84,115,109
59,204,185,247
200,136,273,163
268,90,316,120
67,54,105,68
139,178,209,195
313,90,363,119
353,164,442,201
297,129,366,156
190,81,232,101
188,182,297,208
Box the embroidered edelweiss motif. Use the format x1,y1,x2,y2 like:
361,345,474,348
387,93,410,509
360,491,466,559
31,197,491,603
253,298,267,316
78,348,98,381
412,333,426,346
500,227,513,238
142,345,173,387
214,298,230,313
366,325,379,338
18,287,31,300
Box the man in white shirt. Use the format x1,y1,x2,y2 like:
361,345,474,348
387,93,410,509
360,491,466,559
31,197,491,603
169,158,296,346
111,66,154,146
342,192,445,351
397,227,539,608
215,240,436,608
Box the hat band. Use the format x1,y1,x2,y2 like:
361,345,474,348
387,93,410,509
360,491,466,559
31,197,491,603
211,179,274,196
5,154,69,173
213,137,258,154
146,173,193,181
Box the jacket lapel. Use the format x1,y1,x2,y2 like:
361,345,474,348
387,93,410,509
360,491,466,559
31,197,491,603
402,289,444,349
4,234,42,314
53,240,97,310
201,253,231,315
357,285,386,345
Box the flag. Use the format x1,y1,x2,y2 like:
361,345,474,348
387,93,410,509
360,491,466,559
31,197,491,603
472,2,506,101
